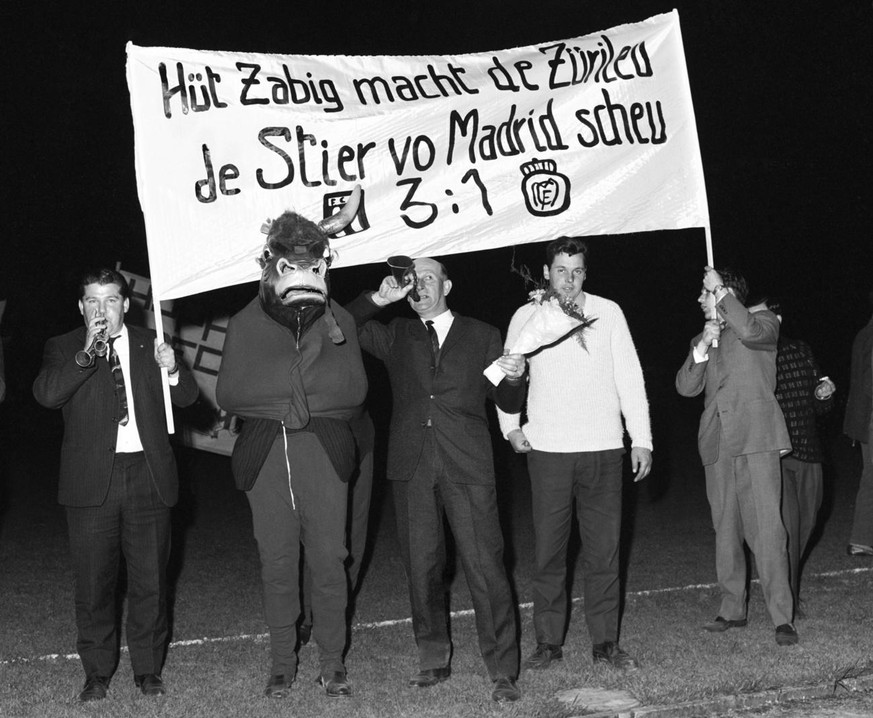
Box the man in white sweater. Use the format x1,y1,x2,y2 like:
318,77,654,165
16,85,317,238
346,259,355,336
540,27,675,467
498,237,652,671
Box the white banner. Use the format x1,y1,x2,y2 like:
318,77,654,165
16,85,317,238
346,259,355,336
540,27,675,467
127,10,707,301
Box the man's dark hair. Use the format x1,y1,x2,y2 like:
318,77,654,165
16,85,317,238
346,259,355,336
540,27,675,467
747,295,781,315
78,268,131,300
717,267,748,305
546,236,589,268
763,296,782,316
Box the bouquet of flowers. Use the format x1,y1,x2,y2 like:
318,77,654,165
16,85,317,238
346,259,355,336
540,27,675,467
484,287,597,385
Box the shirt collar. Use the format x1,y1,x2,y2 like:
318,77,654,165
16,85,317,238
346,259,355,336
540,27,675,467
109,324,129,350
420,309,452,329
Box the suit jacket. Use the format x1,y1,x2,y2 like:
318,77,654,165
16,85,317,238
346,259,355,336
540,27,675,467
843,315,873,442
33,324,199,507
675,293,790,466
347,294,524,485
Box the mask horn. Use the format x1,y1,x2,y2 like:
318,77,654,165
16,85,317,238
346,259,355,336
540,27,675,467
318,185,361,235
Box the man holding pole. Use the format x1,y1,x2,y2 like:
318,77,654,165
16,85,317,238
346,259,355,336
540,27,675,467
33,268,199,701
676,266,796,645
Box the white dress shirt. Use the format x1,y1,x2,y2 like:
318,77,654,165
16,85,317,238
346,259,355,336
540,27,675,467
421,309,454,346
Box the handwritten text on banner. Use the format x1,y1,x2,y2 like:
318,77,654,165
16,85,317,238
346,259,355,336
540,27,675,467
126,10,707,300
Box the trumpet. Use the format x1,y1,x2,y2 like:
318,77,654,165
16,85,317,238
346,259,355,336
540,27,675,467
75,327,109,368
387,255,420,302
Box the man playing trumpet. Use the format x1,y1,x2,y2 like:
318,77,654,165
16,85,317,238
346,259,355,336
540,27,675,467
75,309,110,365
33,268,199,701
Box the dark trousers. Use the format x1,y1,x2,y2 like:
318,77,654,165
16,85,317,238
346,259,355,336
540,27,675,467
527,448,624,646
393,432,518,680
780,456,823,605
66,452,171,679
301,413,375,624
850,437,873,548
246,431,348,676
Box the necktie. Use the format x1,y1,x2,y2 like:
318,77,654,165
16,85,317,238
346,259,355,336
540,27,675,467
109,337,129,427
425,320,440,360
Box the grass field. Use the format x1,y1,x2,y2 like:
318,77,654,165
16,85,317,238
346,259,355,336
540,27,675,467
1,394,871,717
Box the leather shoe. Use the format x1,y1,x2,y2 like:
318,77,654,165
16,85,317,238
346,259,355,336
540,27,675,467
408,667,450,688
319,671,352,697
592,642,639,671
775,623,799,646
703,616,747,632
264,674,294,698
522,643,563,670
134,673,166,696
847,543,873,557
78,676,109,702
491,676,521,703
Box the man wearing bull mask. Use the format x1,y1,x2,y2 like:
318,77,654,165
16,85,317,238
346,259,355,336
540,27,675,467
345,258,526,703
33,268,199,701
216,189,367,699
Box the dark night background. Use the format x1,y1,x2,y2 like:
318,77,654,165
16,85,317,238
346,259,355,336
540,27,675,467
1,0,871,420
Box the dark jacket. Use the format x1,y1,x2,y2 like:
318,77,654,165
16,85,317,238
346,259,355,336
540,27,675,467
843,316,873,442
347,293,524,485
33,324,199,507
775,337,831,463
216,298,367,490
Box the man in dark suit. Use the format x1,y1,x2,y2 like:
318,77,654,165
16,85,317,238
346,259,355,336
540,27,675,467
346,258,526,703
676,266,796,645
33,268,198,701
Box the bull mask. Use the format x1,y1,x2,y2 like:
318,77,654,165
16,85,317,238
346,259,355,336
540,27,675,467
257,186,361,344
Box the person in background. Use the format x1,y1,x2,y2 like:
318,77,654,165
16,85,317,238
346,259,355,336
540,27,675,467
843,292,873,557
750,297,835,614
33,268,198,701
676,267,796,646
498,236,652,672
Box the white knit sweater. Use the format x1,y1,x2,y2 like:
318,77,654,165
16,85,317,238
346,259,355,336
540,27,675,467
497,293,653,453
